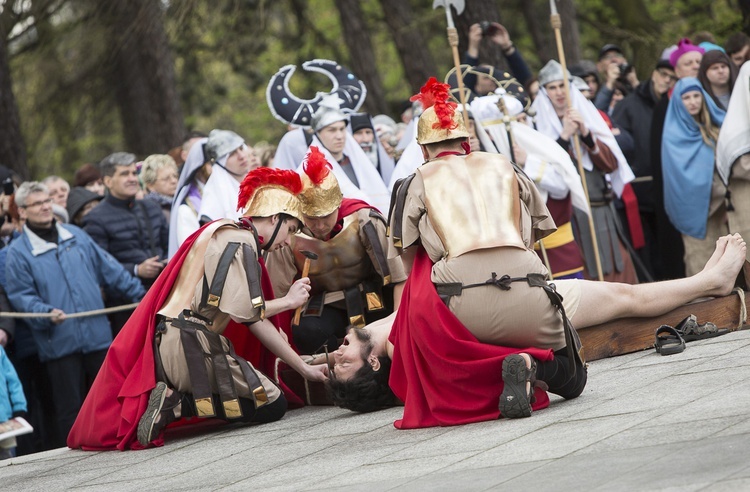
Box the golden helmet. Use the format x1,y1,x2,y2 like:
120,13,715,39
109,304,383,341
298,146,343,217
413,77,469,145
237,167,304,223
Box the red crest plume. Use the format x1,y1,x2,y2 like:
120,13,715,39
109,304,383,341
237,167,303,212
303,146,332,185
410,77,458,131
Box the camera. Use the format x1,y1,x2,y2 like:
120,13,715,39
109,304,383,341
618,63,632,76
479,21,498,36
2,177,13,196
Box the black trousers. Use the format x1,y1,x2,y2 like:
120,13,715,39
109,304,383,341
45,350,107,441
536,348,588,400
10,354,60,452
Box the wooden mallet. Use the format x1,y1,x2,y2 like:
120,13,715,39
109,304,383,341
292,250,318,326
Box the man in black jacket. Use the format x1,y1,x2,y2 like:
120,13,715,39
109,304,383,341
611,60,676,280
83,152,169,334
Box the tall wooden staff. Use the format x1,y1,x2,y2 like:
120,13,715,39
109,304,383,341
549,0,604,281
433,0,470,128
497,94,555,275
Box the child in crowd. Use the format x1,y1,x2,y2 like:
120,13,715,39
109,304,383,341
0,345,28,459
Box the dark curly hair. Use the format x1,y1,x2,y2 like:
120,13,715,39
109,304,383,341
327,355,397,413
326,327,398,412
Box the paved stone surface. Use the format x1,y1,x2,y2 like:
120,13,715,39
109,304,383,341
4,329,750,491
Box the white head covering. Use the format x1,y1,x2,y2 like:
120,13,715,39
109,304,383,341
388,118,423,191
169,137,208,257
273,127,311,171
197,143,242,223
716,61,750,185
300,132,391,214
348,113,395,186
531,82,634,197
471,94,589,214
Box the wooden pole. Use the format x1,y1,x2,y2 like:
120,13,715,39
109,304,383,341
292,257,312,326
550,6,604,281
537,240,554,279
446,27,470,128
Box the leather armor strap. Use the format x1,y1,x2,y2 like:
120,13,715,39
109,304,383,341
201,328,243,419
362,220,391,284
205,242,241,308
389,174,416,248
225,342,269,409
153,318,170,385
302,293,325,318
344,286,366,327
242,243,265,311
362,279,385,312
175,317,216,417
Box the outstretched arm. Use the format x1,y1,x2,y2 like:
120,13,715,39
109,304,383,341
246,318,328,382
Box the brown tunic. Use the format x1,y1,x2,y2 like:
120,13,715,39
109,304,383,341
158,224,281,403
395,153,567,351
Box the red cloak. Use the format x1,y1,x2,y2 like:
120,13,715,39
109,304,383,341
68,221,296,450
388,248,555,429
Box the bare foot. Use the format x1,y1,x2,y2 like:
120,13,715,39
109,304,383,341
702,235,730,272
705,233,747,297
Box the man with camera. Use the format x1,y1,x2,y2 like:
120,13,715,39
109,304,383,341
594,44,639,112
463,21,533,94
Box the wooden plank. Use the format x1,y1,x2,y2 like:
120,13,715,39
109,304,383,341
579,290,749,362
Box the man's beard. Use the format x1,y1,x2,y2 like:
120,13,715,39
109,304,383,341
360,144,379,168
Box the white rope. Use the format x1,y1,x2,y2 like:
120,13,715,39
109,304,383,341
0,302,139,319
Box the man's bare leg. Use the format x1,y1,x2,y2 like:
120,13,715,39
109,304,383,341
570,234,747,329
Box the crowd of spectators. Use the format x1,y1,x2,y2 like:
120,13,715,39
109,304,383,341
0,27,749,457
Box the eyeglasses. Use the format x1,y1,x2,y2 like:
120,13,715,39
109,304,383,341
657,70,678,82
22,198,53,209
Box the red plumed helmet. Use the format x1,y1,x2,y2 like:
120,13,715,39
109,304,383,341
413,76,469,145
237,167,304,221
303,146,332,185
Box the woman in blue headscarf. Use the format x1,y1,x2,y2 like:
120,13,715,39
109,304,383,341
662,77,727,276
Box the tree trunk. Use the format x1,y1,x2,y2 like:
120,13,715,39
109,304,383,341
519,0,556,65
557,0,582,66
334,0,389,115
98,0,185,156
602,0,661,86
378,0,438,94
0,22,28,179
739,0,750,35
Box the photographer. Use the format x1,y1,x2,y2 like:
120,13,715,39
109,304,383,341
463,22,533,94
594,44,639,112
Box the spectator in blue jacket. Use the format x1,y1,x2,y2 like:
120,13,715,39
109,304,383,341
6,181,145,440
0,345,26,459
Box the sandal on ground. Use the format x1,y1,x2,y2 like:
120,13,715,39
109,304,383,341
137,382,181,446
654,325,686,355
499,354,537,419
673,314,729,342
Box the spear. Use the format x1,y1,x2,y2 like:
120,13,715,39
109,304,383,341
433,0,470,128
496,93,555,276
550,0,604,281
